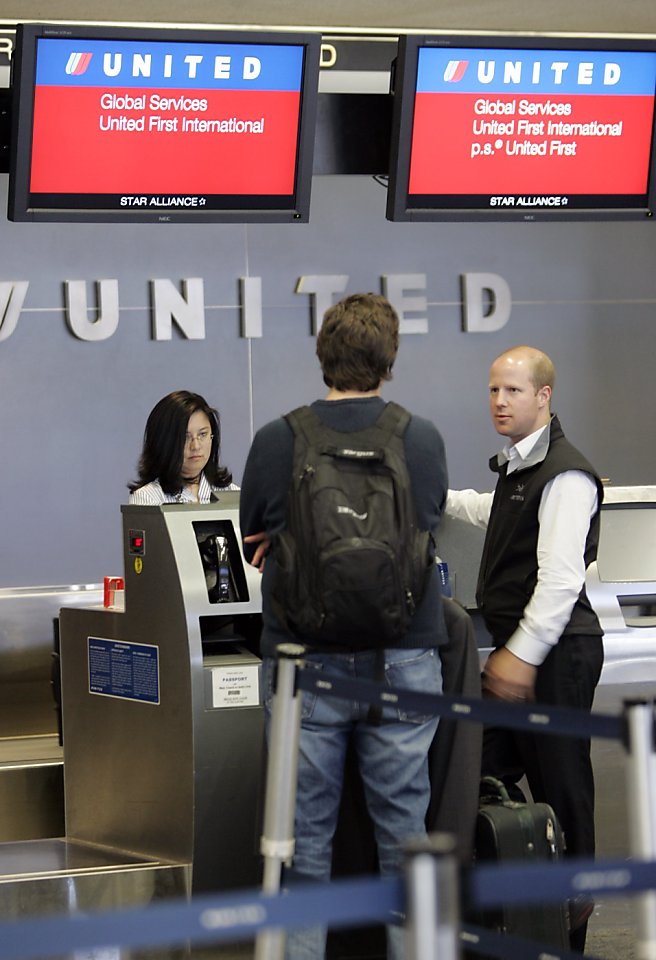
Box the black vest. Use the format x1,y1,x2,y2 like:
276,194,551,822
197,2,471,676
476,415,604,643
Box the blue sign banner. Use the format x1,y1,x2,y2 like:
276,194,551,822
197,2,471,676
416,46,656,96
35,38,305,91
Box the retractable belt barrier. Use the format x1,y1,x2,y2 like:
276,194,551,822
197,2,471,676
1,654,654,960
255,650,656,960
0,877,400,960
3,858,656,960
294,668,626,742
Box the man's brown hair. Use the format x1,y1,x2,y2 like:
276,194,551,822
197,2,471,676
316,293,399,392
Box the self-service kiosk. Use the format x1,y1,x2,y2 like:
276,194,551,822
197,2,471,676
585,485,656,684
0,495,264,950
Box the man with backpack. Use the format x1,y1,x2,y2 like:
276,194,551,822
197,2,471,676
240,292,449,960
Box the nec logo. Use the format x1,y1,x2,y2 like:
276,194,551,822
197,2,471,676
66,52,93,76
442,58,621,87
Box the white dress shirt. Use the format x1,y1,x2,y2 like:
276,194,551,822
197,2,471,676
129,474,239,505
446,424,598,666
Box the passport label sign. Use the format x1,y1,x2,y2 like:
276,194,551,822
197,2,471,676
28,37,306,199
408,46,656,202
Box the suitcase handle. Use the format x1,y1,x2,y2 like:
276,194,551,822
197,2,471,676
480,775,513,804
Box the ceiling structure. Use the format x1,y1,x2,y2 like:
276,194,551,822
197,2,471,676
0,2,654,177
0,1,655,36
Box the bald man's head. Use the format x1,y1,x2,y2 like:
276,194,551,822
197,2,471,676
493,346,555,394
488,346,554,444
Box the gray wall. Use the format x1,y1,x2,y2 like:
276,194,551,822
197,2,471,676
1,169,655,586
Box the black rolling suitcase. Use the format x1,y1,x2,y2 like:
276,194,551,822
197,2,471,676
473,776,570,951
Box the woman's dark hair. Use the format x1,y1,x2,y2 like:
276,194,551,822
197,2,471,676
128,390,232,495
316,293,399,392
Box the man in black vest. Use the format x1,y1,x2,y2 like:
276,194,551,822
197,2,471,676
447,345,604,952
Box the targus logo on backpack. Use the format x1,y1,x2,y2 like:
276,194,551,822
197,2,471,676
337,505,368,520
339,448,378,459
66,52,93,76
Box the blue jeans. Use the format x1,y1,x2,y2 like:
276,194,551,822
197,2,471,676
263,646,442,960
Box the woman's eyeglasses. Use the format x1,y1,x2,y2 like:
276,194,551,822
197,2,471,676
185,429,213,446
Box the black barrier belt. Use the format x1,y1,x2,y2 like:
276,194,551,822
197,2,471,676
469,856,656,907
0,875,402,960
295,669,625,742
461,923,602,960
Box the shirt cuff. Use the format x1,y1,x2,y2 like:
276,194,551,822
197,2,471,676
505,626,555,667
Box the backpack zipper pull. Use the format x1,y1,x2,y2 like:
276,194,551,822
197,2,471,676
405,589,416,616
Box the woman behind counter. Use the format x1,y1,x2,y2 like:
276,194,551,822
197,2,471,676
128,390,239,504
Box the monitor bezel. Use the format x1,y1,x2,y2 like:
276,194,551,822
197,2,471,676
8,22,321,224
386,33,656,223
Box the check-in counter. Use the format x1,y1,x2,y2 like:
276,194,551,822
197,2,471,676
0,494,264,946
437,484,656,686
585,485,656,684
0,583,103,843
59,494,264,893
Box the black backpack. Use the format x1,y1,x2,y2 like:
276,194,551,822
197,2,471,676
270,401,434,650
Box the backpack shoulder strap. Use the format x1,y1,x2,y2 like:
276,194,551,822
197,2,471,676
372,401,411,444
285,401,411,449
284,404,321,434
378,400,411,433
284,405,322,443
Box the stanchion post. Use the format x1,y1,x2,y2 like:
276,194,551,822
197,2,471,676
624,699,656,960
255,643,305,960
404,833,460,960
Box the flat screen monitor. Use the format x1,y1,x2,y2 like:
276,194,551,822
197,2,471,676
8,23,320,223
597,504,656,583
386,34,656,222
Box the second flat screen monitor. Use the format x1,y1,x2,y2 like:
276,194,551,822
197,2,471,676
386,35,656,222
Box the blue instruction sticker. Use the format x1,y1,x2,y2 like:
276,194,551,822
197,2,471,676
88,636,160,704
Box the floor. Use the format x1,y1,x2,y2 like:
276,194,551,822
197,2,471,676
581,681,646,960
